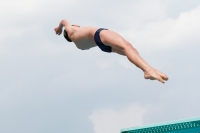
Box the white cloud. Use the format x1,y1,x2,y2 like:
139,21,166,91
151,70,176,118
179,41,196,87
117,58,135,70
95,57,136,70
0,0,75,17
135,0,166,21
89,104,146,133
0,0,38,16
126,4,200,50
95,60,114,70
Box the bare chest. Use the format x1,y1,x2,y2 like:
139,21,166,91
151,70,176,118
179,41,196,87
71,27,98,50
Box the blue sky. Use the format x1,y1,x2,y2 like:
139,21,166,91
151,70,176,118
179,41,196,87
0,0,200,133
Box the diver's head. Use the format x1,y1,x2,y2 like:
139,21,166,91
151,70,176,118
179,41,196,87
63,25,80,42
63,29,72,42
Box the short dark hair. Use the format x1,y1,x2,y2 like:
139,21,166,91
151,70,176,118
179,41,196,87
63,30,72,42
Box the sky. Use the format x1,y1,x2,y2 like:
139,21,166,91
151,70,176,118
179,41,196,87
0,0,200,133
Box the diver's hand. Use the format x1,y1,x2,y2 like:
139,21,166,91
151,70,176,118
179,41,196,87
54,27,62,35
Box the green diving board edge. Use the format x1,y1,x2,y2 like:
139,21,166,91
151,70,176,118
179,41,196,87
120,116,200,133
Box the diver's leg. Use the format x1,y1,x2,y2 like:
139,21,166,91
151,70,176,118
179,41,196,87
100,30,168,83
112,48,126,56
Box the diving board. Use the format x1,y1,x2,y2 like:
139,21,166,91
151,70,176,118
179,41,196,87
121,117,200,133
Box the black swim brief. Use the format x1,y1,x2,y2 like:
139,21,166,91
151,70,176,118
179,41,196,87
94,28,112,53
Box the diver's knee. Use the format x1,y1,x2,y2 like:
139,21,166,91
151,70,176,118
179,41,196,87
123,43,133,51
123,44,138,54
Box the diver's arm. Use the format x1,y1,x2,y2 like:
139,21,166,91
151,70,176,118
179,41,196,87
59,20,71,31
54,19,72,35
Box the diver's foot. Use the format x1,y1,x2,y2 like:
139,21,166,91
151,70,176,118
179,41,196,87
144,68,168,83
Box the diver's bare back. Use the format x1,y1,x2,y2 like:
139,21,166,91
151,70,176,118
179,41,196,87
71,26,98,50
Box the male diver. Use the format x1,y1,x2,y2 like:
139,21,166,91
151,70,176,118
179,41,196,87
54,20,168,83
